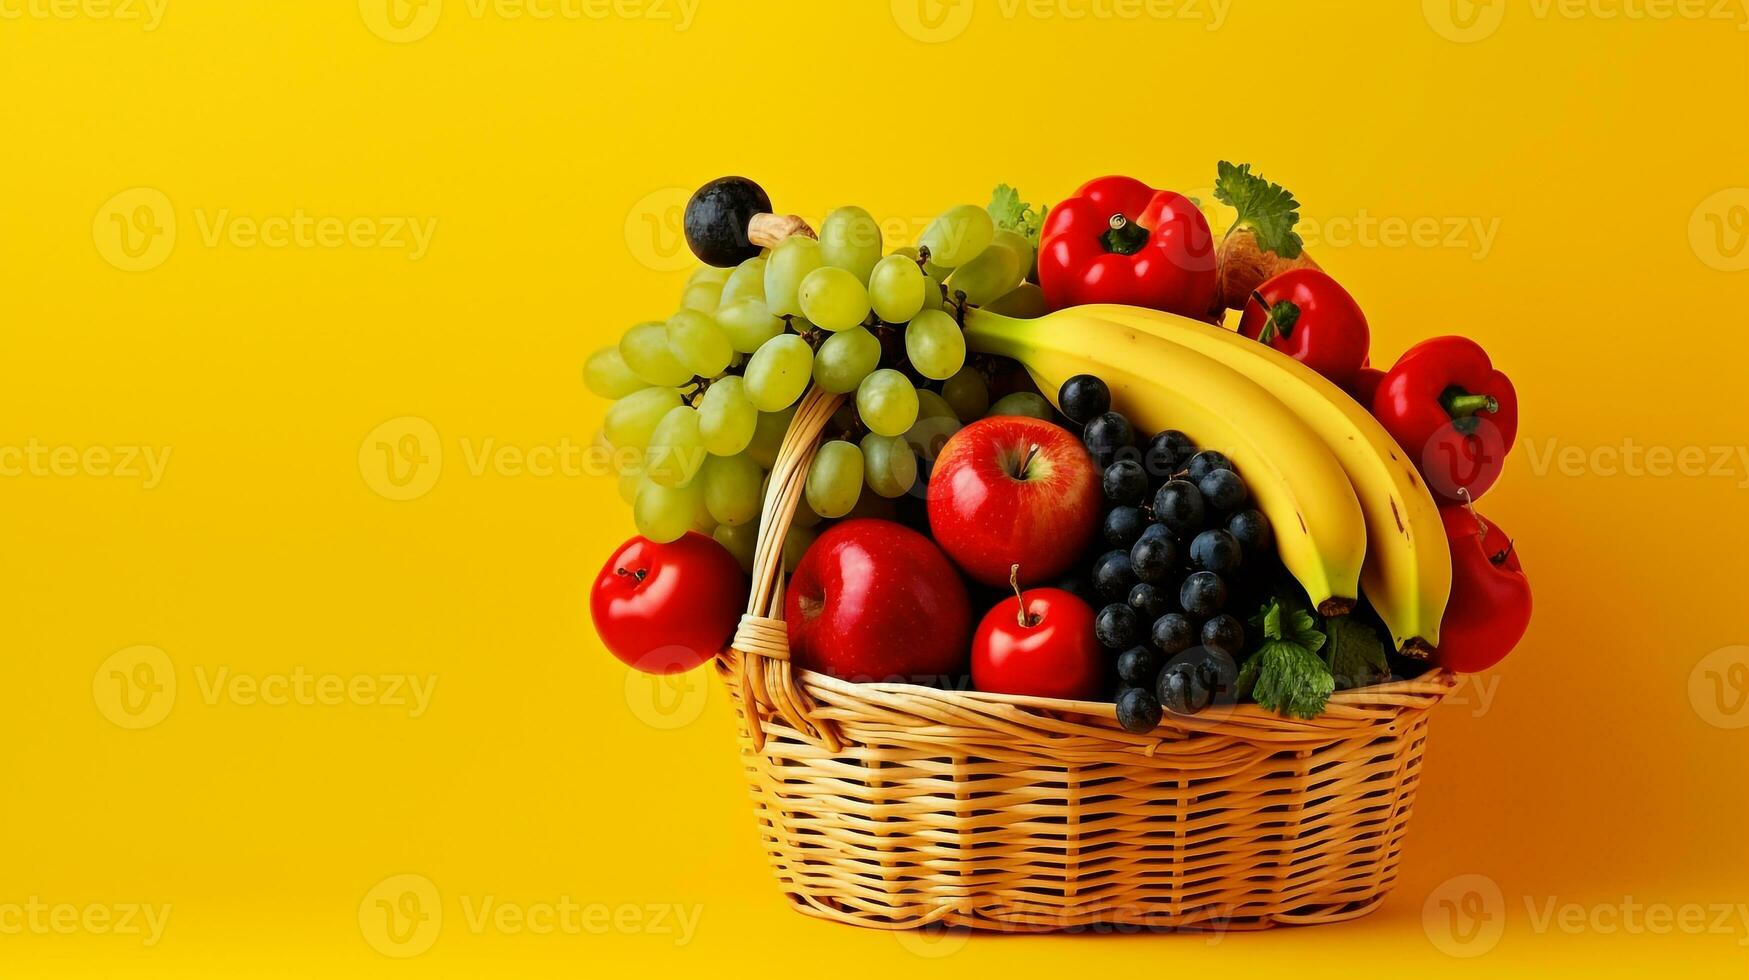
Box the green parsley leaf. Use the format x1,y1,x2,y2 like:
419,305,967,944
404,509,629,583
1213,161,1304,259
1241,597,1335,718
1324,615,1391,690
988,184,1048,250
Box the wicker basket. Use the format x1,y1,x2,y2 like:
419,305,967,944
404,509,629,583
720,384,1456,933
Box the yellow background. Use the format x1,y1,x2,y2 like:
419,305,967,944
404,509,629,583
5,0,1749,974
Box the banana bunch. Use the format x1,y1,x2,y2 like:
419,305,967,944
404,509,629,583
963,305,1450,655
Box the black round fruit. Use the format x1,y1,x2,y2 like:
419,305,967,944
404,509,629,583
1180,571,1228,617
683,177,772,267
1186,450,1234,483
1158,663,1213,715
1102,460,1149,506
1095,603,1140,650
1191,648,1239,705
1092,550,1137,601
1127,582,1170,619
1198,468,1246,512
1189,529,1243,574
1058,374,1111,426
1082,412,1134,467
1152,480,1206,536
1103,506,1146,547
1116,686,1164,733
1129,534,1177,584
1228,509,1274,555
1200,614,1245,655
1151,612,1196,655
1143,430,1197,480
1116,645,1163,687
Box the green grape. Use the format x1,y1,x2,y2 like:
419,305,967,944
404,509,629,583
634,478,701,544
746,405,796,469
947,241,1022,306
604,386,682,449
617,467,642,506
856,368,919,437
798,266,871,331
813,326,882,394
619,321,691,387
645,405,705,488
697,375,758,456
743,333,813,412
919,204,995,269
940,365,990,421
667,310,732,377
687,265,732,288
701,452,764,527
805,439,864,518
716,299,785,353
904,309,967,381
984,281,1049,319
681,278,721,313
782,524,817,573
860,432,917,499
818,206,883,283
869,253,927,323
583,347,646,399
787,489,823,528
988,391,1053,421
713,521,759,573
692,487,717,534
721,256,767,305
764,236,824,318
904,390,962,465
993,229,1035,280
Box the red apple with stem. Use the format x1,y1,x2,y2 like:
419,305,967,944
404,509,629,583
927,416,1100,587
972,565,1105,701
785,519,972,685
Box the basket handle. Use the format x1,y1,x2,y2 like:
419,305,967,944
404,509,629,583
728,383,846,752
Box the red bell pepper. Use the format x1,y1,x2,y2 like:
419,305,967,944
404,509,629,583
1436,502,1531,672
1372,336,1518,502
1037,176,1218,318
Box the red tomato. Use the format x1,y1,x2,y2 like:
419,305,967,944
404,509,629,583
971,586,1104,701
591,533,746,674
1436,506,1531,673
1239,268,1371,390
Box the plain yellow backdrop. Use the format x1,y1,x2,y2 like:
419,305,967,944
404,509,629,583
4,0,1749,975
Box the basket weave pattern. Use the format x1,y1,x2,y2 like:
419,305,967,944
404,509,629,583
721,385,1454,932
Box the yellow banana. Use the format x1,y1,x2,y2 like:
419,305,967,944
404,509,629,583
964,307,1365,615
1082,303,1450,654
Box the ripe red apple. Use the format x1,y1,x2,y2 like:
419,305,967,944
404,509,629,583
591,533,747,674
972,581,1105,701
927,416,1100,587
785,519,971,684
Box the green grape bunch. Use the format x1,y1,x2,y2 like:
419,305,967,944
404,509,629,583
584,191,1051,549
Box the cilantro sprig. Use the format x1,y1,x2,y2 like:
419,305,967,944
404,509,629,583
1213,161,1304,259
988,184,1048,252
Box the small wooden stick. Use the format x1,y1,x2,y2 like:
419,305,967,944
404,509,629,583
748,212,816,247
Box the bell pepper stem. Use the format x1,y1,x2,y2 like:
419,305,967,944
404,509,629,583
1251,291,1300,346
1442,389,1499,419
1101,214,1150,256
